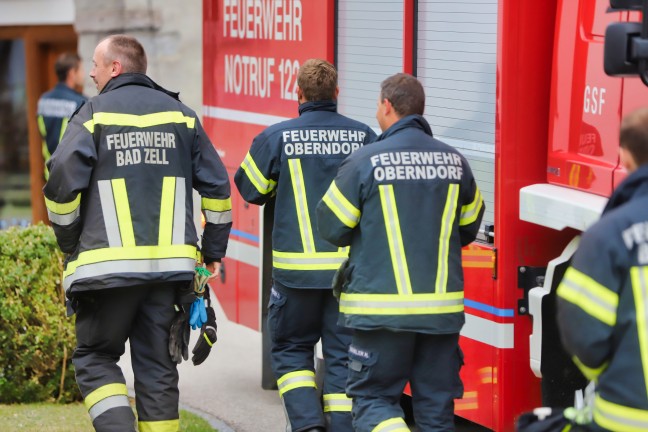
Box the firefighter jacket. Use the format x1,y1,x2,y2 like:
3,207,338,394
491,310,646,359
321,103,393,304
557,164,648,432
37,83,87,179
234,100,376,289
43,73,232,296
316,115,485,333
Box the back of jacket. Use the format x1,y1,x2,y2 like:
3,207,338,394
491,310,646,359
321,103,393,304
557,165,648,431
234,101,376,289
44,74,232,295
317,115,485,333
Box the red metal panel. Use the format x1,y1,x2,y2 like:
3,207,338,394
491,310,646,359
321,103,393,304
547,0,623,196
403,0,415,74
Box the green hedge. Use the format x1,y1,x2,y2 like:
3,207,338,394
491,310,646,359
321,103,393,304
0,223,80,403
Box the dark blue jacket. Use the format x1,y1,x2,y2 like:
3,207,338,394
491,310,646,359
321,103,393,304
37,83,87,177
557,164,648,431
316,115,484,333
234,100,376,289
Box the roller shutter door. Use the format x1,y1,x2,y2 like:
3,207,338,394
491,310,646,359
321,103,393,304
417,0,497,227
337,0,404,130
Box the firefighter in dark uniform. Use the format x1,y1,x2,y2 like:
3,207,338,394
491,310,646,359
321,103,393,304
234,59,376,432
556,107,648,431
43,35,231,432
37,52,87,180
317,73,485,432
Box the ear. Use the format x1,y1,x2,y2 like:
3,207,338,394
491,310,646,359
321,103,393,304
382,98,393,117
620,146,638,173
334,86,339,101
110,60,122,78
297,86,304,103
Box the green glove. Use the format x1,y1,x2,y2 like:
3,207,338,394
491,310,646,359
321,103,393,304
192,302,217,366
168,304,190,364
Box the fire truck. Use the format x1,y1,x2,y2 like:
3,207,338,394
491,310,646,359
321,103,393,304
202,0,648,430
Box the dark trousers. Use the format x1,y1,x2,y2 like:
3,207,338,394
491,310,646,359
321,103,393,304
72,282,183,432
347,329,463,432
268,283,353,432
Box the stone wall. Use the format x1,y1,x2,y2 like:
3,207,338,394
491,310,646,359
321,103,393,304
74,0,202,115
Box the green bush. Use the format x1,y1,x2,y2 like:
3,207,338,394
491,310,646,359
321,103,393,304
0,223,80,403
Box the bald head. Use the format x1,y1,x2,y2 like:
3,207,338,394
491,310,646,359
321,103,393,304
620,108,648,173
90,34,147,92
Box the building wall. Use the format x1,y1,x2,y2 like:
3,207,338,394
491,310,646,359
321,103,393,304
74,0,203,115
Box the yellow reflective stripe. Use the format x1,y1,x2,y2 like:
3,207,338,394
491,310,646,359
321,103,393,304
288,159,316,253
203,332,214,347
111,179,136,247
59,116,69,141
138,419,180,432
277,370,316,396
201,196,232,212
63,244,198,278
371,417,410,432
241,152,276,195
436,184,459,294
83,111,195,133
594,394,648,432
460,186,483,226
379,185,411,295
44,192,81,215
84,383,128,410
272,250,348,270
158,177,176,246
322,181,360,228
340,292,464,315
631,266,648,399
571,355,607,381
557,267,618,326
323,393,352,412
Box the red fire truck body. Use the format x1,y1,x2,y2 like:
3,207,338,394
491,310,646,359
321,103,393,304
202,0,646,430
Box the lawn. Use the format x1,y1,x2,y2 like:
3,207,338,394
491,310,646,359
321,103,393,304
0,403,217,432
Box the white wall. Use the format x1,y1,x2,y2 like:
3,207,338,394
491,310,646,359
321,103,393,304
0,0,75,25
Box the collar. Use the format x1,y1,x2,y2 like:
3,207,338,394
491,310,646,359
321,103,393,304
100,73,180,100
298,100,337,115
376,114,433,142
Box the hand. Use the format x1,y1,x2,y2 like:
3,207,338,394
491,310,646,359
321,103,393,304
192,305,217,365
189,297,208,330
168,306,190,364
205,262,220,279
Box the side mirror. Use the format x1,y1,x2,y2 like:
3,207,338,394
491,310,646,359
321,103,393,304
604,22,642,76
609,0,644,10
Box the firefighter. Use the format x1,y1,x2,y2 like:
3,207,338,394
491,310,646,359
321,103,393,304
316,73,485,432
43,35,231,432
234,59,376,432
37,52,87,180
556,107,648,432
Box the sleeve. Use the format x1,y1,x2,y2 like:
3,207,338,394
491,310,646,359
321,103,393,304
192,118,232,264
316,157,363,247
42,104,96,254
233,130,279,205
556,227,621,381
458,158,485,246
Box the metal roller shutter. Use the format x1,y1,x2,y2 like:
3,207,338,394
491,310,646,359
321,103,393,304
336,0,404,130
417,0,497,227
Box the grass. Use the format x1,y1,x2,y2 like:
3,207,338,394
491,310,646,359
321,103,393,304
0,403,217,432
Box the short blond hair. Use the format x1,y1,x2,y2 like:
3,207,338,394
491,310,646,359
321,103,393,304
297,59,337,102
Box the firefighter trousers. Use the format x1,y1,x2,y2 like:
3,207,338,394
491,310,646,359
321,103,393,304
268,283,353,432
72,282,185,432
346,330,464,432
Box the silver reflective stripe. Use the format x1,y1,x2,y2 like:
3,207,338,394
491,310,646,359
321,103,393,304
277,373,316,395
323,398,352,412
64,258,195,290
323,186,360,227
273,255,347,266
288,159,315,253
98,180,122,247
436,184,459,294
562,278,617,317
340,298,463,310
172,177,186,244
47,207,80,226
595,396,648,431
380,185,411,295
204,209,233,224
88,394,130,421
